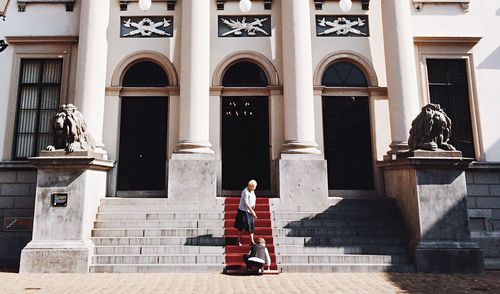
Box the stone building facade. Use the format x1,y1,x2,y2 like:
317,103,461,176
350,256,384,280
0,0,499,271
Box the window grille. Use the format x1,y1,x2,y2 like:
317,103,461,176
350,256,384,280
14,59,63,159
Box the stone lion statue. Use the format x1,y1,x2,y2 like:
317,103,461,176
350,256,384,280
46,104,96,152
408,103,456,151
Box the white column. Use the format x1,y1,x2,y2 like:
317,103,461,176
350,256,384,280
73,0,110,147
176,0,213,153
280,0,320,154
381,0,421,156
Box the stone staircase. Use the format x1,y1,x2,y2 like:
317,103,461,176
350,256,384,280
271,198,416,272
90,198,226,273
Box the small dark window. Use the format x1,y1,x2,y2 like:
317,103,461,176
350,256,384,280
322,61,368,87
222,61,268,87
426,59,475,158
14,59,63,159
122,61,168,87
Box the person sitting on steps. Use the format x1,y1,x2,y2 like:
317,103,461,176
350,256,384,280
233,180,258,246
243,237,271,274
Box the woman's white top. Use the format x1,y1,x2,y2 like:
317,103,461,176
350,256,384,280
238,187,256,212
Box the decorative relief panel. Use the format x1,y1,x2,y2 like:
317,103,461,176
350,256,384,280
120,16,173,38
315,15,369,37
218,15,271,38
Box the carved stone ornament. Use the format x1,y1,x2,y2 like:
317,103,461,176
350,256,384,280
316,15,369,37
46,104,96,153
218,16,271,37
120,16,173,38
408,103,456,152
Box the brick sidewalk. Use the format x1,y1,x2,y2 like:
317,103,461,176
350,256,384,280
1,272,499,294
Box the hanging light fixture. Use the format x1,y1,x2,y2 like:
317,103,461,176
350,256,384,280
138,0,152,11
339,0,352,12
239,0,252,13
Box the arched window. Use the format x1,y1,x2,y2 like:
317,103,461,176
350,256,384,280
122,61,168,87
222,61,269,87
322,61,368,87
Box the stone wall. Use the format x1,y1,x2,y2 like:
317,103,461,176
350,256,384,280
466,163,500,270
0,164,36,267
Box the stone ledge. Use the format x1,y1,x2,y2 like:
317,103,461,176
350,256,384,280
468,162,500,171
29,151,114,171
378,157,472,170
0,161,35,171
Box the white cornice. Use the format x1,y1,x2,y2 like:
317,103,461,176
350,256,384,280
413,0,470,11
5,35,78,44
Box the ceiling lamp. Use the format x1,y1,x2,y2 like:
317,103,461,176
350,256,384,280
339,0,353,12
239,0,252,12
138,0,152,11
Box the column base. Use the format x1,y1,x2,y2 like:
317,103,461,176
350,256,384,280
281,141,321,155
20,241,91,273
167,153,217,206
383,140,410,160
415,241,484,273
278,154,328,207
175,141,214,154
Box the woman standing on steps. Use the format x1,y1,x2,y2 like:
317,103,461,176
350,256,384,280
234,180,258,246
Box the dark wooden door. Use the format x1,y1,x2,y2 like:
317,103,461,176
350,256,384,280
222,96,270,191
118,97,168,191
427,59,475,158
322,96,374,190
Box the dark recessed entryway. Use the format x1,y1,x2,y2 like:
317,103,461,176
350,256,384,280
118,97,168,192
221,61,271,193
322,61,374,190
222,96,270,191
322,96,374,190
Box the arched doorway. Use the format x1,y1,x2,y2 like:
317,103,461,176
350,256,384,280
117,61,169,194
221,61,271,192
321,61,374,190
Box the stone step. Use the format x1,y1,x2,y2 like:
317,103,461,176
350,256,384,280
272,211,403,221
277,254,412,264
92,254,224,265
275,245,409,255
273,228,409,238
272,220,408,229
92,236,226,246
274,237,408,246
94,220,223,229
100,198,225,206
94,245,225,255
278,263,415,273
96,212,224,221
99,204,223,213
92,228,225,237
271,204,399,213
89,264,225,273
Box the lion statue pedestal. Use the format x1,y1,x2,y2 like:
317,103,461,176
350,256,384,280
378,103,484,273
20,105,114,273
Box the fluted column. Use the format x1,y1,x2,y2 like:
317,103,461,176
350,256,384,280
176,0,213,154
280,0,320,154
73,0,110,148
381,0,420,156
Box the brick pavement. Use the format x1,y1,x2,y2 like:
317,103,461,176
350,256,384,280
0,272,499,294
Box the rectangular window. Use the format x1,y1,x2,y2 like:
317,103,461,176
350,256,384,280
14,59,63,159
426,59,475,158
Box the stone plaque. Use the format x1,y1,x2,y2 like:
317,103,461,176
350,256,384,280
218,15,271,37
315,15,369,37
120,16,173,38
4,217,33,231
